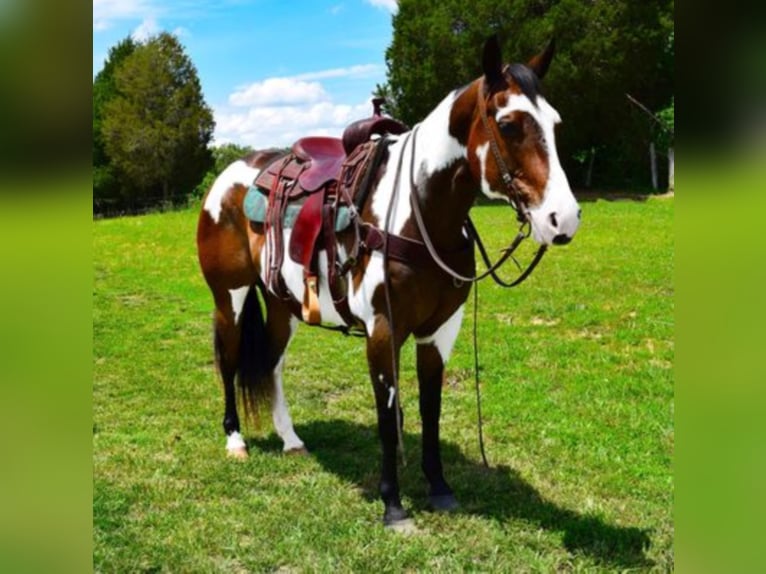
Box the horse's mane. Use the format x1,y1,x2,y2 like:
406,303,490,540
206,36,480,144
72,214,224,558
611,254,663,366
505,63,541,104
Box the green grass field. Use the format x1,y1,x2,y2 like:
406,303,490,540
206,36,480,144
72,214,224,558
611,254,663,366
94,196,673,572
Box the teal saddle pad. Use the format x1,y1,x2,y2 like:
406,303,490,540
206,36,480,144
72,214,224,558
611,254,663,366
243,186,352,231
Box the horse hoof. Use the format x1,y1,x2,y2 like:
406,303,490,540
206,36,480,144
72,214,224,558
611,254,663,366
226,446,249,460
429,494,459,512
385,517,418,534
285,446,309,456
383,506,410,528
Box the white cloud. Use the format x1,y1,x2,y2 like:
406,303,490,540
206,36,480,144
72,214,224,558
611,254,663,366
132,16,159,41
227,64,383,107
365,0,398,13
214,99,376,149
216,63,388,148
229,78,328,107
93,0,153,31
295,64,383,81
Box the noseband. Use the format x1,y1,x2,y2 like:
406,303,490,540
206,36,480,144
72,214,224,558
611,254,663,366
408,81,547,288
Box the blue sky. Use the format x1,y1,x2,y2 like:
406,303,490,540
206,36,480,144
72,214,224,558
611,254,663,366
93,0,398,148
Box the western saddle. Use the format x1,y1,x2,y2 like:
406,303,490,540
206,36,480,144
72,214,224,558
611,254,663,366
252,99,408,326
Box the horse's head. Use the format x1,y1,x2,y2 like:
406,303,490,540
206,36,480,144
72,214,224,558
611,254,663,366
466,36,581,246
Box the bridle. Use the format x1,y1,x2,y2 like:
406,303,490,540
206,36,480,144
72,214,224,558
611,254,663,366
409,80,547,288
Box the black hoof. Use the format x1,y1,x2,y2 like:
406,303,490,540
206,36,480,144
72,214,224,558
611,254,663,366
429,493,459,512
383,509,417,534
383,505,409,526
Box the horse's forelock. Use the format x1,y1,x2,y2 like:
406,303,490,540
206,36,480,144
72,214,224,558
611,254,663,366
505,63,541,104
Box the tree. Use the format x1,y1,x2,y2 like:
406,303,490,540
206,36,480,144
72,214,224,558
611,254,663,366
382,0,674,188
101,32,214,208
93,37,137,207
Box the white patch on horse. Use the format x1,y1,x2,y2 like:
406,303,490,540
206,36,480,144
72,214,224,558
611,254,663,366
414,305,465,363
226,430,246,451
349,251,385,335
371,135,413,236
263,230,350,326
475,142,508,202
371,91,467,237
415,90,467,176
204,160,260,224
228,286,249,325
494,93,580,244
271,317,304,452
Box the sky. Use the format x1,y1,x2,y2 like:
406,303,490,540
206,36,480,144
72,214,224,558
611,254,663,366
93,0,399,148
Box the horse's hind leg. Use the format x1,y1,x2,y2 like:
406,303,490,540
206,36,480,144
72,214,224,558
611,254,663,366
263,295,306,453
213,287,250,459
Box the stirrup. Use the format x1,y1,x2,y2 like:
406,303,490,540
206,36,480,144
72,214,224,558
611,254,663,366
302,276,322,324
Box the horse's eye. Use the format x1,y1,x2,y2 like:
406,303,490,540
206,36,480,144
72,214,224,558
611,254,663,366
498,120,521,139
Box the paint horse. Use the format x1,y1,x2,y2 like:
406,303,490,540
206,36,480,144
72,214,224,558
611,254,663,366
196,36,581,527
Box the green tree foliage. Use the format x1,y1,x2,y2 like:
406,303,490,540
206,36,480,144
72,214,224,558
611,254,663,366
97,33,214,212
383,0,674,187
93,37,137,206
657,98,674,149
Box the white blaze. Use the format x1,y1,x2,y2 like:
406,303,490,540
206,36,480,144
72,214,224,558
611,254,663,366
492,93,580,245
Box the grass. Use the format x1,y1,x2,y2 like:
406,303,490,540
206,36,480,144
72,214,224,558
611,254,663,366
93,195,673,572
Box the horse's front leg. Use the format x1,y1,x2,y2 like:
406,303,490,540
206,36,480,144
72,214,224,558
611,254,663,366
415,306,465,511
416,342,459,511
366,323,408,527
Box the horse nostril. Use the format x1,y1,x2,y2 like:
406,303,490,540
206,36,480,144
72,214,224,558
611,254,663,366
549,212,558,228
577,209,582,220
552,233,571,245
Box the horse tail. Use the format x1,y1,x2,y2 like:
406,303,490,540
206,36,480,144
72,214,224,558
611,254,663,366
218,284,274,428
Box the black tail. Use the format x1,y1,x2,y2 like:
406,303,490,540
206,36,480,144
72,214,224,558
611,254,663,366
235,285,273,427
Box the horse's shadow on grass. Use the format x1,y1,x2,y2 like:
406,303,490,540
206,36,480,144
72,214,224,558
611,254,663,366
250,419,652,569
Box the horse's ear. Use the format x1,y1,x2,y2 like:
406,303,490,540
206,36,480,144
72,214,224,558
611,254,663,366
527,38,555,80
482,35,504,89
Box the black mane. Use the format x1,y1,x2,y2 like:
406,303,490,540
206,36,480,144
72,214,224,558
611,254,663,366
506,63,541,104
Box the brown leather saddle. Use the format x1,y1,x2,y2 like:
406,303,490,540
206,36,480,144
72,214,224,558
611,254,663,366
253,100,408,325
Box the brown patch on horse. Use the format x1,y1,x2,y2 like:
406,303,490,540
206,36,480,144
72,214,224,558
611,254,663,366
357,143,392,227
491,105,549,207
448,80,482,146
197,183,258,287
453,75,550,208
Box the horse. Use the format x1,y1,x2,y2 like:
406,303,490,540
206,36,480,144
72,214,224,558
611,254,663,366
196,36,581,528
